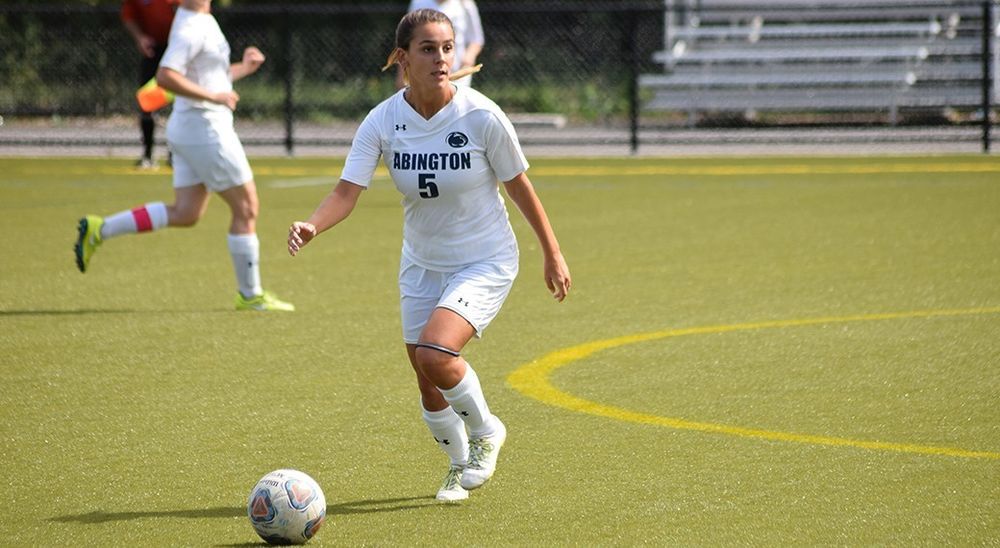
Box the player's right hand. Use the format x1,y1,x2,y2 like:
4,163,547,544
288,221,317,256
213,90,240,111
138,35,156,58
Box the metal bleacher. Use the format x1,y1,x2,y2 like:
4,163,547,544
640,0,998,124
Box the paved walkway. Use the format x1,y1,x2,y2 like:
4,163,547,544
0,115,991,157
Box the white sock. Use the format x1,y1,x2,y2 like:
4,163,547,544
100,202,168,239
421,405,469,465
440,364,497,437
227,233,262,299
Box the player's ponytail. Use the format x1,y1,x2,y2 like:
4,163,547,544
449,64,482,81
381,49,403,74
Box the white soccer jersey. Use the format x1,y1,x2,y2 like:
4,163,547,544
159,6,232,115
341,85,529,271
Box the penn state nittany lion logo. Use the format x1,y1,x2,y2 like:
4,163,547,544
447,132,469,148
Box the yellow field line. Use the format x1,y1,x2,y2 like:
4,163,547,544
526,163,1000,177
10,162,1000,178
507,307,1000,460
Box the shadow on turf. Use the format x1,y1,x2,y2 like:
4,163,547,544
49,495,439,525
0,309,142,316
0,309,238,316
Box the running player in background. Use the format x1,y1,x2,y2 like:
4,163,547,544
288,9,570,501
75,0,294,312
121,0,179,169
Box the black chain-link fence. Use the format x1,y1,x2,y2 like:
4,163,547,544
0,1,995,155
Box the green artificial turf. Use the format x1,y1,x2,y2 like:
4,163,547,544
0,155,997,545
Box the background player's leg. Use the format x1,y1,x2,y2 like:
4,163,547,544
218,180,260,299
140,113,155,166
136,49,162,168
74,185,207,273
217,180,293,311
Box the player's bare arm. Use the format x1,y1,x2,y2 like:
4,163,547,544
502,172,572,301
230,46,265,82
156,66,239,110
122,19,155,57
288,180,364,256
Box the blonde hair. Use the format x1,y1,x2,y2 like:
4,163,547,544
381,8,482,84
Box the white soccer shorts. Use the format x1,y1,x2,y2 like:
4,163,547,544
399,252,519,344
167,112,253,192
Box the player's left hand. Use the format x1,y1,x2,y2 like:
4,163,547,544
545,252,571,302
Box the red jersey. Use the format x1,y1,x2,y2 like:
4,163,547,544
120,0,179,45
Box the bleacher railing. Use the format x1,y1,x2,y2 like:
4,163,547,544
0,1,995,154
645,0,997,152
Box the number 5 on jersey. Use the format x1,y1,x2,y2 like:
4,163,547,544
418,173,439,199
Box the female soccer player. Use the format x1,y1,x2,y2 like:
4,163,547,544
74,0,293,312
287,9,571,501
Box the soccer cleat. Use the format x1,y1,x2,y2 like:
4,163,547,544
235,290,295,312
435,465,468,502
459,417,506,490
74,215,104,273
135,157,158,170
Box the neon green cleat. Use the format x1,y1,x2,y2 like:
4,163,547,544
460,417,506,490
74,215,104,273
235,290,295,312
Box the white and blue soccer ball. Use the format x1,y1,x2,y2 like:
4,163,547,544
247,469,326,545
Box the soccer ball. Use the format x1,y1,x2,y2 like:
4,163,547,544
247,469,326,545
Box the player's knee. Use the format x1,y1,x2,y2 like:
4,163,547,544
233,196,258,224
414,344,458,374
168,205,200,227
413,346,441,370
